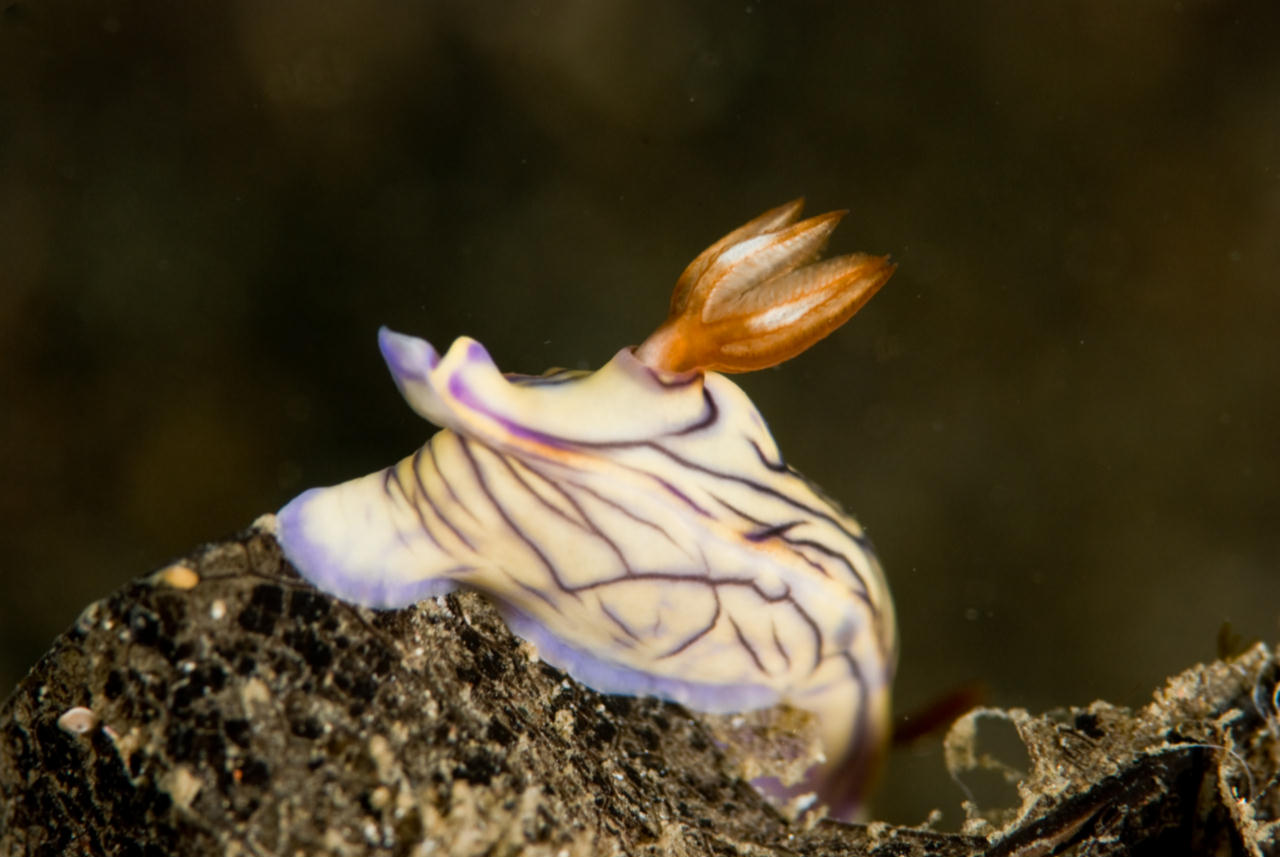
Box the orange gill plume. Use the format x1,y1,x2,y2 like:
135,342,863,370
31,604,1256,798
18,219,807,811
634,199,896,374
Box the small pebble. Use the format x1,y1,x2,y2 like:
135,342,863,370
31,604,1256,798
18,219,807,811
57,706,99,735
155,563,199,590
252,512,279,534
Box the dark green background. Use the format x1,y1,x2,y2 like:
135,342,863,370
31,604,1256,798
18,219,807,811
3,1,1277,824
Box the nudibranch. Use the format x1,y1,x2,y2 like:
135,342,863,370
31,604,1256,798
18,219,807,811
277,199,898,817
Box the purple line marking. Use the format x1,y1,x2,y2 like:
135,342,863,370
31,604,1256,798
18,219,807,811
442,352,717,449
728,615,767,675
646,440,875,553
771,621,791,669
656,589,720,660
382,466,445,554
499,603,779,715
412,446,476,552
561,476,686,554
598,598,642,642
456,435,582,602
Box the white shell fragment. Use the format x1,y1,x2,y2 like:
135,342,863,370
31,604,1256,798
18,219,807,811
57,706,99,735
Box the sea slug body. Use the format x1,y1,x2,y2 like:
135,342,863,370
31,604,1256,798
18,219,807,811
278,200,898,816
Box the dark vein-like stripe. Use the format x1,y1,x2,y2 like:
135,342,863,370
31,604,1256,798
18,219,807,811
456,436,579,603
656,588,720,660
643,441,872,550
382,466,445,553
625,467,714,518
646,365,702,389
411,445,476,552
560,477,687,553
506,368,585,388
423,442,478,522
710,493,832,581
494,568,564,612
598,598,642,643
504,456,636,576
771,620,792,670
746,521,801,542
669,388,718,437
562,569,824,674
749,438,789,473
495,454,587,530
787,538,872,599
791,597,825,674
728,615,767,675
456,376,714,446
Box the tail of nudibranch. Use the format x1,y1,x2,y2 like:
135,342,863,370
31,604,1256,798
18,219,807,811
634,199,896,374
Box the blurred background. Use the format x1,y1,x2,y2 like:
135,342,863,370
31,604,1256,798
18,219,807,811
2,0,1277,825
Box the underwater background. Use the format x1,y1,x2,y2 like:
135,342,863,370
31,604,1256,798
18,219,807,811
3,1,1278,823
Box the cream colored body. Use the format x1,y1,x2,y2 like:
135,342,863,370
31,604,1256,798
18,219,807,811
278,200,899,814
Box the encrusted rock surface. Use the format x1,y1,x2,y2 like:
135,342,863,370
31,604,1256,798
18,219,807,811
1,522,1275,856
950,643,1280,856
0,524,976,856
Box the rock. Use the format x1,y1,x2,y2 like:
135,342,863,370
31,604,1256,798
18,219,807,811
948,641,1280,856
0,523,976,856
1,521,1274,855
